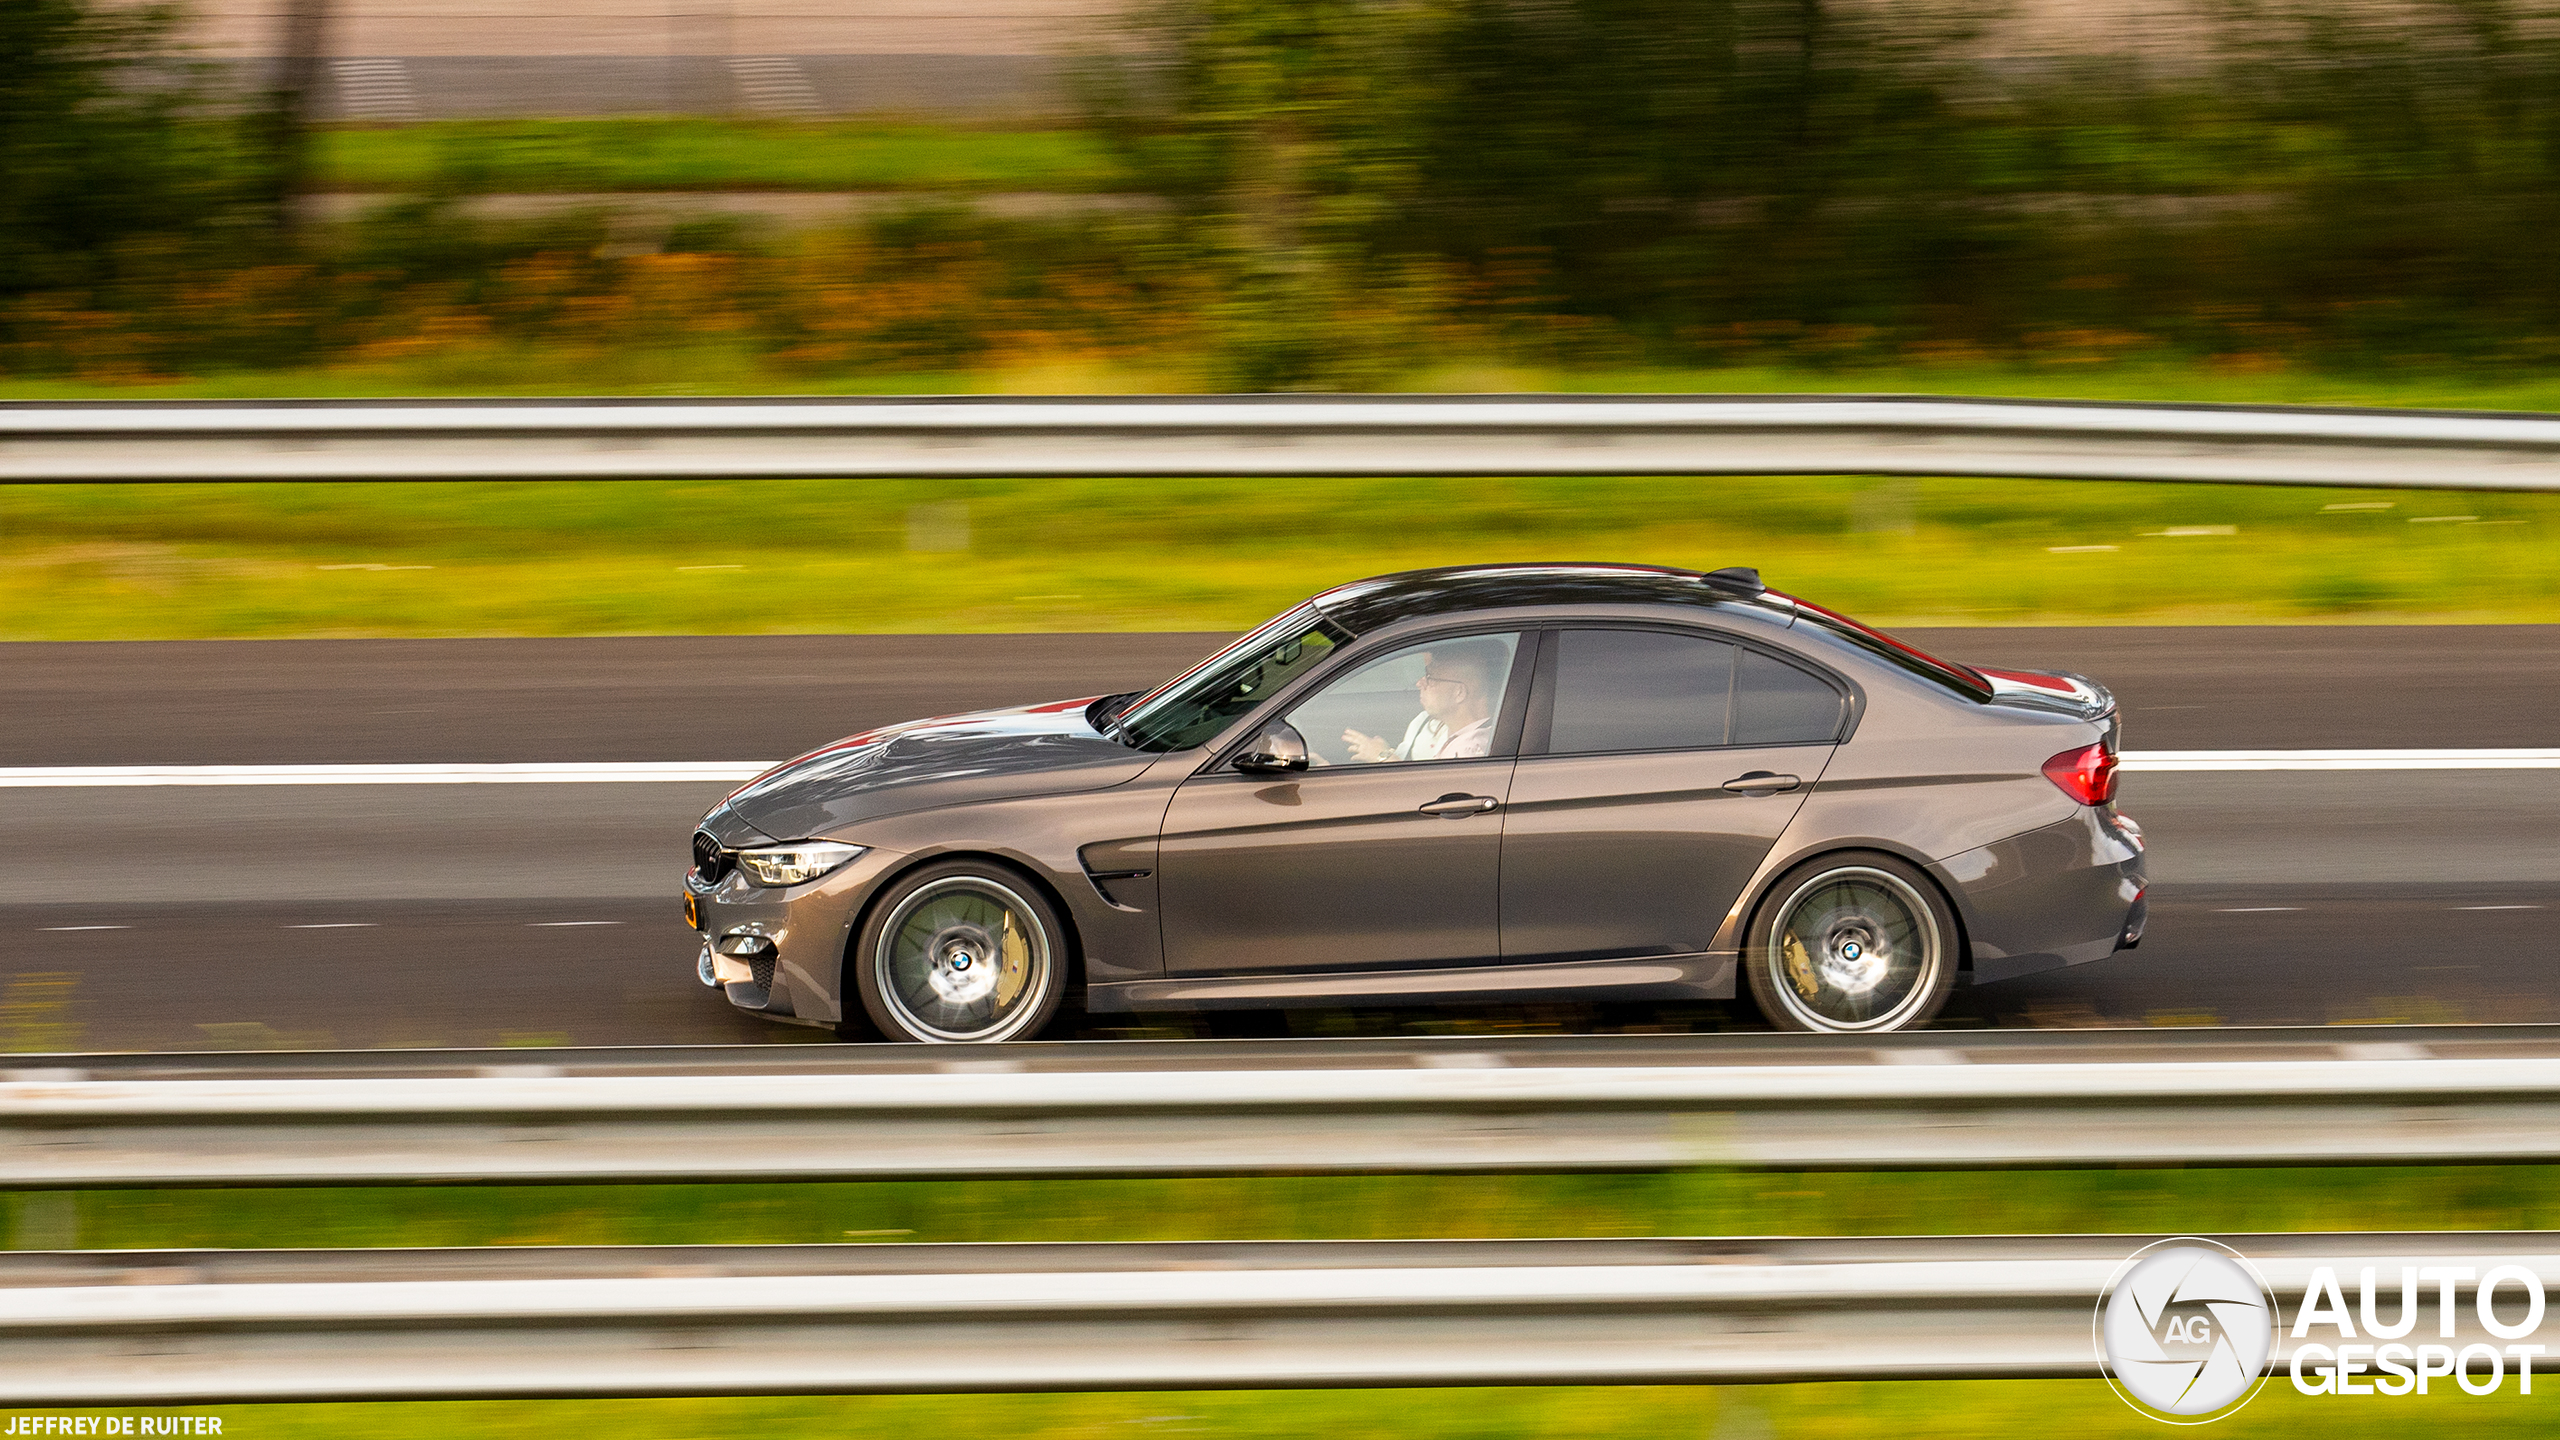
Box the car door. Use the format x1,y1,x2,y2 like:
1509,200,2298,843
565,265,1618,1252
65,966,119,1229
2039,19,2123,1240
1499,626,1847,963
1157,631,1527,975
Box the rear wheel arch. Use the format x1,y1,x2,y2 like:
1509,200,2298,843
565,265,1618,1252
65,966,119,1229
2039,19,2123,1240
1742,838,1974,970
1738,846,1966,1032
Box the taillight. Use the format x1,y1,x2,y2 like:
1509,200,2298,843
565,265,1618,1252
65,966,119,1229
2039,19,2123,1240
2043,743,2118,806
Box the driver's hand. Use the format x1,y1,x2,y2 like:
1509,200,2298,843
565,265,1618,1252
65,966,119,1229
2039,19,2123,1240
1342,728,1392,763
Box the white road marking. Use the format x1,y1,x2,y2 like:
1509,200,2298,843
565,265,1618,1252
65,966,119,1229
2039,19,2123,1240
2122,749,2560,771
38,925,130,931
531,921,623,927
286,922,376,929
2215,907,2302,913
2,750,2556,786
2455,905,2542,911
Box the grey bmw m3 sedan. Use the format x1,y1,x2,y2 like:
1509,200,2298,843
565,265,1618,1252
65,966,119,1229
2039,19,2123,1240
684,563,2147,1042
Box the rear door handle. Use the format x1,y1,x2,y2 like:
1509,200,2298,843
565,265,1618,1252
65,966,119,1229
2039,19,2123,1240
1418,793,1501,817
1722,771,1802,795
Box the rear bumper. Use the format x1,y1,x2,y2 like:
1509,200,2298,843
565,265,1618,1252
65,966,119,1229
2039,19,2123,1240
1932,807,2147,986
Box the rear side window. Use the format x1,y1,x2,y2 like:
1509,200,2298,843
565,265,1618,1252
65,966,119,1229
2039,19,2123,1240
1548,629,1737,754
1734,649,1847,744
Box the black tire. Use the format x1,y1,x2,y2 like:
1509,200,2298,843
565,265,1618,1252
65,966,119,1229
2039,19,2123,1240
850,860,1071,1044
1742,851,1957,1034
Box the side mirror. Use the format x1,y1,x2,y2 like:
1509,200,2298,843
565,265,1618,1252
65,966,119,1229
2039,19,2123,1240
1233,723,1310,774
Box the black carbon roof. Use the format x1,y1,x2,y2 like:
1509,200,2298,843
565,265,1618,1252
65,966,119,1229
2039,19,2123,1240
1308,563,1769,633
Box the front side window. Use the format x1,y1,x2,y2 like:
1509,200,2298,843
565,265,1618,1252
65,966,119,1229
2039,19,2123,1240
1285,633,1521,767
1112,607,1351,752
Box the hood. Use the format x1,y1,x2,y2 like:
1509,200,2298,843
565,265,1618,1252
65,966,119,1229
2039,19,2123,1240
705,695,1153,841
1975,667,2116,721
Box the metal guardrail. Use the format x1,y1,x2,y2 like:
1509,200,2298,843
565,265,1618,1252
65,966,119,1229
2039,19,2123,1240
3,1232,2554,1403
12,1031,2560,1186
7,394,2559,488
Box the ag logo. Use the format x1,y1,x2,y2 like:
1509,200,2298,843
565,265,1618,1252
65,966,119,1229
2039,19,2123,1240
2097,1238,2278,1423
2155,1302,2222,1355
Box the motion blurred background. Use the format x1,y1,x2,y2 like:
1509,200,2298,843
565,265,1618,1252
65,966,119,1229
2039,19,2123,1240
6,0,2560,636
7,3,2560,1437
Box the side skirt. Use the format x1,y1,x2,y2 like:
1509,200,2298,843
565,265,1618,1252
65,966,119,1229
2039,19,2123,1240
1090,953,1737,1013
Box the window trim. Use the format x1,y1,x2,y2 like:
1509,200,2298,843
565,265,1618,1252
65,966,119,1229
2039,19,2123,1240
1201,624,1542,775
1519,620,1859,760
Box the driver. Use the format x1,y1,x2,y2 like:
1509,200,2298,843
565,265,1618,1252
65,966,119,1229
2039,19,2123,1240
1344,640,1504,763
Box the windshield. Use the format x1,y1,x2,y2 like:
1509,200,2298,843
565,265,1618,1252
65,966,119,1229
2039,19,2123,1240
1111,606,1354,752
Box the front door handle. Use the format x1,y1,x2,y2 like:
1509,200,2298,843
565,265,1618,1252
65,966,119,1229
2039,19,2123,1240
1418,793,1501,818
1722,771,1802,795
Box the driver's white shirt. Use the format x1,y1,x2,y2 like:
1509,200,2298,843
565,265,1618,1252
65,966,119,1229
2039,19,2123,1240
1395,712,1493,761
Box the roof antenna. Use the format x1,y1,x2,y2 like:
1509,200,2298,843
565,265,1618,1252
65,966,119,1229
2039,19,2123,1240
1703,566,1765,595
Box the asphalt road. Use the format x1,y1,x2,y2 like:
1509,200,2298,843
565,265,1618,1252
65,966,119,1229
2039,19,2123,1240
12,624,2560,765
13,880,2555,1052
7,627,2558,1052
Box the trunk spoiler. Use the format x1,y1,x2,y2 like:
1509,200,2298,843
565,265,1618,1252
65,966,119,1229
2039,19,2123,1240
1975,666,2116,720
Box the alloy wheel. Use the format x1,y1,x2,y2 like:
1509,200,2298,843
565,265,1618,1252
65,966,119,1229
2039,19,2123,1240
872,875,1055,1043
1765,865,1945,1032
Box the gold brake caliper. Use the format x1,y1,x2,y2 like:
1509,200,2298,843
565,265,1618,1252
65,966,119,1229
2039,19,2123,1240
1782,931,1820,999
995,913,1032,1008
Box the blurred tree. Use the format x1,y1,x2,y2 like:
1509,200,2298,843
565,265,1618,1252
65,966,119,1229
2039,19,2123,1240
2209,0,2560,356
257,0,332,229
1080,0,1445,387
1081,0,1996,378
1398,0,1991,331
0,0,260,297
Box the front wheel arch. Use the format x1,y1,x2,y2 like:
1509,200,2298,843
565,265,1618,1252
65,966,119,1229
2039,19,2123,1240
838,851,1085,1043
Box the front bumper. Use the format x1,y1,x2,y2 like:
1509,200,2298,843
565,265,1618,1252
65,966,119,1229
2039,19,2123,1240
684,844,905,1023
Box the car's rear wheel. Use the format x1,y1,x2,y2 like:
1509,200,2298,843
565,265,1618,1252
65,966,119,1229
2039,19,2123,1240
853,862,1068,1044
1743,853,1955,1034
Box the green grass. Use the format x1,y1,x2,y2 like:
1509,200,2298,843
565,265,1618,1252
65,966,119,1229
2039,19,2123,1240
291,111,2508,201
39,1166,2560,1252
3,470,2553,639
26,1166,2560,1436
311,119,1132,193
42,1383,2555,1440
7,362,2555,639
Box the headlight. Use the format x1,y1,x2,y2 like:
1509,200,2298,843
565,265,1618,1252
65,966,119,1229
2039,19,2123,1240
736,841,867,887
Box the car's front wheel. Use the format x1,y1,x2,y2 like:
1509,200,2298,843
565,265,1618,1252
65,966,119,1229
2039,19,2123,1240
1743,853,1956,1033
852,861,1068,1044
